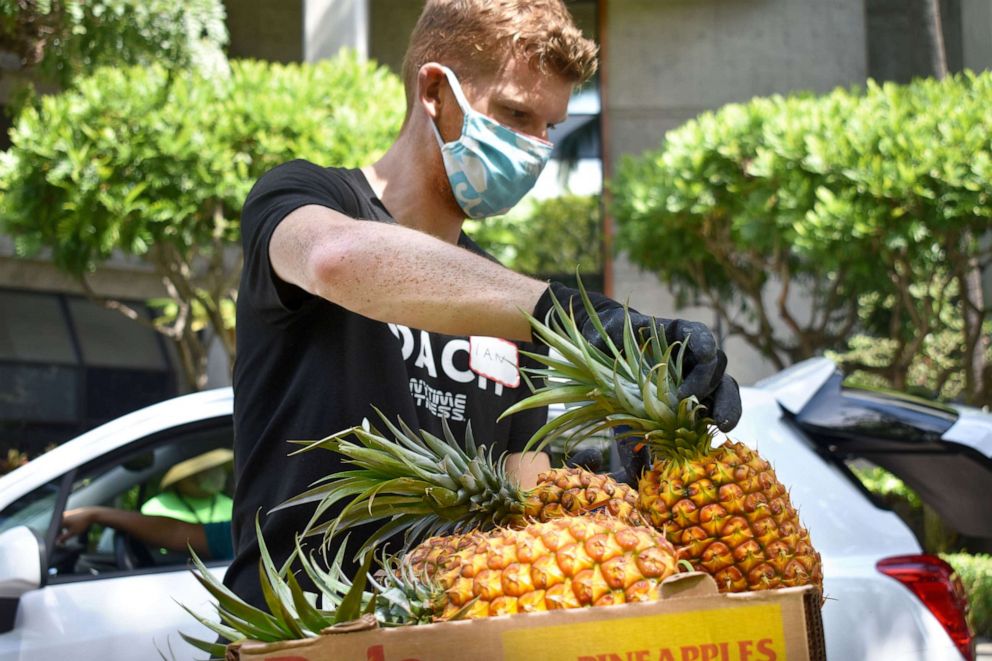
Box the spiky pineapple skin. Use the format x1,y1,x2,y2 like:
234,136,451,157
403,468,648,585
637,440,822,595
406,516,678,620
522,467,648,527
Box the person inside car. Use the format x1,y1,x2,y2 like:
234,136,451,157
57,449,236,564
58,506,233,561
139,448,233,526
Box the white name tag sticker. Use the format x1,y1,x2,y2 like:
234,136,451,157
468,336,520,388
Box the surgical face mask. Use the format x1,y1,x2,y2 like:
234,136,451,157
429,65,554,218
197,466,227,493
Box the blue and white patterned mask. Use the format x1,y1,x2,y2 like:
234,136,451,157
430,66,554,219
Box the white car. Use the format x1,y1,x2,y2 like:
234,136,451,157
0,358,986,660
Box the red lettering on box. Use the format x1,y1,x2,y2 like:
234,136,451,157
699,644,719,661
679,646,700,661
657,648,676,661
367,645,385,661
738,640,754,661
756,639,777,661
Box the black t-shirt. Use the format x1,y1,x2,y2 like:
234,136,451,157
225,159,548,609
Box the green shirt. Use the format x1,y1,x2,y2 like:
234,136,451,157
140,491,233,524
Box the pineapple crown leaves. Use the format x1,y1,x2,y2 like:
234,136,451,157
499,276,715,462
179,514,354,653
279,408,527,558
179,522,444,655
366,552,465,625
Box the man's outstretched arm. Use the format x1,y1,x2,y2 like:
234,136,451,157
271,204,741,432
269,204,547,341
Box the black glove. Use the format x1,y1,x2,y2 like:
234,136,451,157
614,435,650,487
564,447,605,472
533,282,742,432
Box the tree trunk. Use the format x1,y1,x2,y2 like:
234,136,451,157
921,0,949,79
960,244,989,405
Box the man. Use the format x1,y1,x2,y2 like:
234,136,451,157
226,0,740,610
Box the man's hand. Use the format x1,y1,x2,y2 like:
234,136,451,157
534,282,742,432
58,507,97,544
587,308,741,432
505,451,551,490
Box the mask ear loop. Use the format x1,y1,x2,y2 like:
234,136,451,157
436,65,473,114
426,64,473,148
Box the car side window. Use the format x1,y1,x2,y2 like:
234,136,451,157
0,479,62,539
48,421,233,582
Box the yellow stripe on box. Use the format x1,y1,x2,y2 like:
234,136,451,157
501,603,786,661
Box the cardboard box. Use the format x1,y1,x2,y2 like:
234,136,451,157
228,573,825,661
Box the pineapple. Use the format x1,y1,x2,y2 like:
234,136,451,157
501,286,823,596
406,516,679,619
282,411,646,555
180,514,678,657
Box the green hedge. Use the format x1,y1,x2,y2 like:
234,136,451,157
0,55,403,275
464,193,601,276
612,70,991,296
610,71,992,403
0,53,403,388
941,553,992,638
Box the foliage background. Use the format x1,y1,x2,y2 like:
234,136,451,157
941,552,992,638
0,0,227,86
0,55,404,387
611,71,992,405
465,193,602,280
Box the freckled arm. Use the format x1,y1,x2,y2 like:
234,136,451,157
269,204,547,341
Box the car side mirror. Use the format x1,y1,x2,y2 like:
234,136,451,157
0,526,44,634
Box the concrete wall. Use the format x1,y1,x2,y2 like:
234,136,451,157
604,0,868,163
0,239,165,300
962,0,992,71
369,0,425,72
305,0,369,61
604,0,869,383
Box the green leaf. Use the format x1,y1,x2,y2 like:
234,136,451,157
334,551,375,624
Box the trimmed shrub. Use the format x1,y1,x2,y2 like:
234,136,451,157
0,54,404,387
611,71,992,404
941,553,992,638
465,193,601,277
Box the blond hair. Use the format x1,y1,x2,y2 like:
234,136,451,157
401,0,598,118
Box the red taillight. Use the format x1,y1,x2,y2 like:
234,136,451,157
877,554,974,660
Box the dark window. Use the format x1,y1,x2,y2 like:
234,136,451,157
0,290,178,455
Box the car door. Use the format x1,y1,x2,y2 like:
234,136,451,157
0,418,233,661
